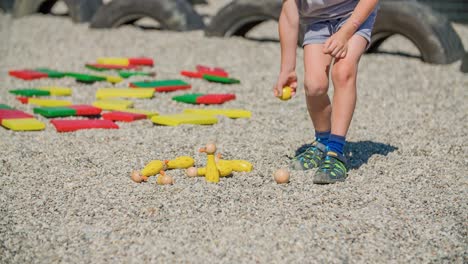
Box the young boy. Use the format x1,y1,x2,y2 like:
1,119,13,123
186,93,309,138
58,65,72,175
274,0,379,184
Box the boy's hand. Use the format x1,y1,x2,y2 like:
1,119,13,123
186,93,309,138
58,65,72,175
323,31,349,59
274,71,297,97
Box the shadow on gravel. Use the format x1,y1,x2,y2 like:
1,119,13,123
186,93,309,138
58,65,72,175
294,141,397,170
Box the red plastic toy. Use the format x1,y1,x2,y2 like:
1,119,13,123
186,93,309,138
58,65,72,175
196,94,236,105
86,63,140,70
128,58,154,66
68,105,102,116
102,111,147,122
0,109,34,122
180,65,229,79
196,65,228,77
9,70,48,80
51,119,119,132
180,71,203,78
16,97,29,104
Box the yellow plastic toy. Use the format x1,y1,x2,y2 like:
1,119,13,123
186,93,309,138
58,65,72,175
186,164,232,177
199,143,220,183
120,109,158,118
183,109,251,119
131,160,166,181
278,86,292,101
27,98,72,107
38,86,72,96
104,76,124,84
151,113,218,126
96,88,154,99
93,99,134,110
216,154,253,172
165,156,195,169
1,118,46,131
97,57,130,66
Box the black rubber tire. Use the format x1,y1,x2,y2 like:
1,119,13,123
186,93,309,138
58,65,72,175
64,0,103,23
90,0,205,31
0,0,14,12
205,0,282,38
12,0,102,22
369,1,465,64
461,52,468,73
416,0,468,24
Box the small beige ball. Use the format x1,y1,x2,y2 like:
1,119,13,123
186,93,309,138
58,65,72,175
274,168,290,184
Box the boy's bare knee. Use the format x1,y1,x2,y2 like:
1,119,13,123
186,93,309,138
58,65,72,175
332,63,356,86
304,77,328,96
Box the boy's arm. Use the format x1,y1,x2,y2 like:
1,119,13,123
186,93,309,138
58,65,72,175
275,0,299,97
323,0,379,57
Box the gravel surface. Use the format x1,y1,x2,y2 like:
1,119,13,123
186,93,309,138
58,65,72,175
0,6,467,263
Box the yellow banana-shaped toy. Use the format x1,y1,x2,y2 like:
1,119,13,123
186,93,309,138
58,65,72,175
165,156,195,169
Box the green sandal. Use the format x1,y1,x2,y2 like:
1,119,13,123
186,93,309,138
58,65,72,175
313,151,348,184
290,141,327,170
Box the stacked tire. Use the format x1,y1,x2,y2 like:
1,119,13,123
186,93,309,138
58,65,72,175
204,0,465,65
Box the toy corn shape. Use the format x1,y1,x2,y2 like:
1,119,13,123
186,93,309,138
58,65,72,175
141,160,166,177
200,143,220,183
216,154,253,172
187,164,232,177
165,156,195,169
156,171,174,185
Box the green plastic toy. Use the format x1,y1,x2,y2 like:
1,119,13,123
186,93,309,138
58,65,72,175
65,72,106,83
118,71,156,78
35,68,66,78
203,74,240,84
34,107,77,118
0,104,13,109
172,93,205,104
10,89,51,97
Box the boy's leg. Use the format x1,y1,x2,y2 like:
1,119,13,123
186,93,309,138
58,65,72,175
330,35,368,138
303,44,333,134
290,44,333,170
313,35,368,184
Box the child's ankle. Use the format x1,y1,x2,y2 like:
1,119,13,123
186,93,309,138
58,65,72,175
327,134,346,155
315,130,330,145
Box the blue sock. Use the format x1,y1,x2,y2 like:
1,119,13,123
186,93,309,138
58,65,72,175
327,134,346,155
315,130,330,145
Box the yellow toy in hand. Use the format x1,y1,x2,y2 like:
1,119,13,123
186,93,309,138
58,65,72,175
278,86,292,101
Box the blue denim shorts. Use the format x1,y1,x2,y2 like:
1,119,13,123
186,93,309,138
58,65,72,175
302,10,378,48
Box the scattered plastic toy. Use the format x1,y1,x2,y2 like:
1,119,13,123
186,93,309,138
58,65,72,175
9,69,48,80
97,57,154,67
131,160,166,182
34,105,102,118
16,97,72,107
85,63,140,71
172,93,236,105
96,88,154,99
9,87,72,97
102,111,147,122
164,156,195,169
151,113,218,126
274,168,290,184
117,71,156,78
51,119,119,132
93,99,134,111
0,107,45,131
181,65,229,78
156,171,174,185
199,143,220,183
130,79,191,92
203,74,240,84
